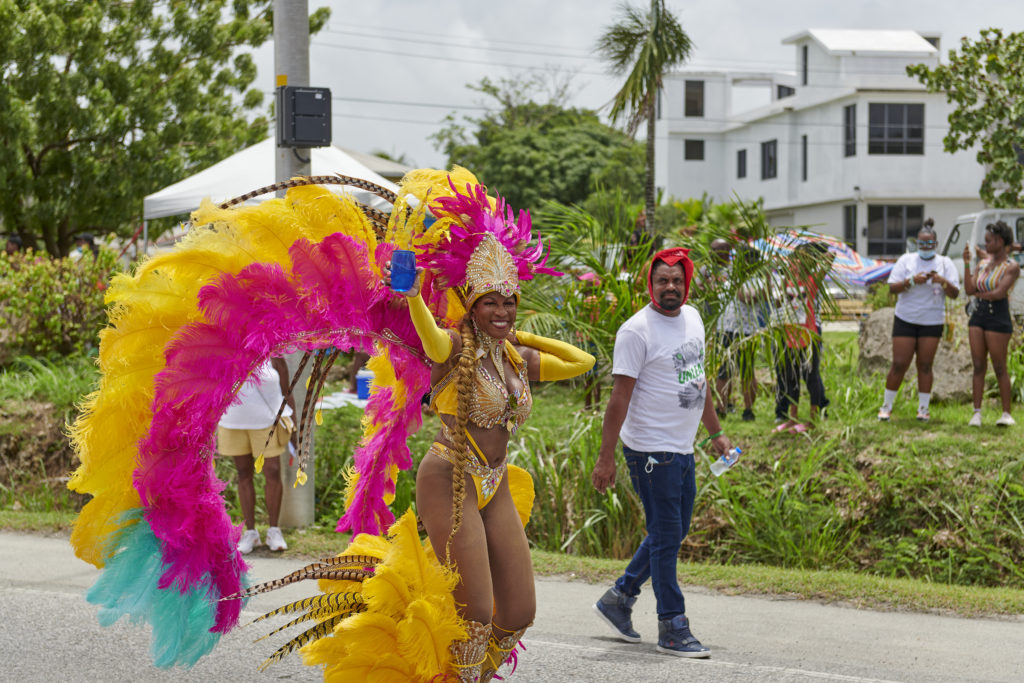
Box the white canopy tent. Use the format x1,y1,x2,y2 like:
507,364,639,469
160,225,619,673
141,139,399,254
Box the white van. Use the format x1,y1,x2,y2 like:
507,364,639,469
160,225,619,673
940,209,1024,315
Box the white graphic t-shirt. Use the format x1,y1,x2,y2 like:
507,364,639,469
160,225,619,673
613,304,707,454
888,253,959,326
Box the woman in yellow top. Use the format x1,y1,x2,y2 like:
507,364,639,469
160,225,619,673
963,220,1021,427
385,233,595,682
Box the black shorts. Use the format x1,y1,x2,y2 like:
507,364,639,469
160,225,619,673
717,331,755,380
892,315,943,339
968,298,1013,334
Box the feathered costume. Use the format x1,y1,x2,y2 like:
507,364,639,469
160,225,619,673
68,167,561,679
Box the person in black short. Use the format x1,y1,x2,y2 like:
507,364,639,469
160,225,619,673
879,220,959,422
963,220,1020,427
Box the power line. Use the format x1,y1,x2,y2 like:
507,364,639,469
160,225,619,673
330,21,594,55
320,22,945,77
321,27,595,61
331,111,442,126
313,38,602,75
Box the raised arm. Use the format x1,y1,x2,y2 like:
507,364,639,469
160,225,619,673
513,330,596,382
407,292,455,363
385,264,456,364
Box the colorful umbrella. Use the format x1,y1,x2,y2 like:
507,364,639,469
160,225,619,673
752,229,893,286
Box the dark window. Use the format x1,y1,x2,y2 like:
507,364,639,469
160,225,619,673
737,149,747,179
777,85,795,99
843,204,857,248
801,45,808,86
684,139,705,160
761,140,777,179
685,80,704,117
868,103,924,155
801,135,808,181
867,204,924,257
844,104,856,157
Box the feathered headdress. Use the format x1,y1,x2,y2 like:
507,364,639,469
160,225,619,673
410,174,559,319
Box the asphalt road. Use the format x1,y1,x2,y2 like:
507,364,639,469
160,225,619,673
2,531,1022,682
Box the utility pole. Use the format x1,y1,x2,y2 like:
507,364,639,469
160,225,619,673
275,0,315,528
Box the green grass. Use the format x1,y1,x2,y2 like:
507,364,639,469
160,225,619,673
0,355,98,414
4,328,1024,613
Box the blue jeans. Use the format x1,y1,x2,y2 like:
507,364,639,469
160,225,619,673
613,446,696,621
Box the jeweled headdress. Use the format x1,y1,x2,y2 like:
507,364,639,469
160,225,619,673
464,233,519,306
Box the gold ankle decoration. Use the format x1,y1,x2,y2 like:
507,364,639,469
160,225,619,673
479,622,531,683
449,620,490,683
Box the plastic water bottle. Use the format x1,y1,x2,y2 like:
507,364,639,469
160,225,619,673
709,447,742,477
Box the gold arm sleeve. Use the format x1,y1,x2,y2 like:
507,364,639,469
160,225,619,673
408,293,453,363
514,330,596,381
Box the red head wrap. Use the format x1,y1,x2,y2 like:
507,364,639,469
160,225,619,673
647,247,694,312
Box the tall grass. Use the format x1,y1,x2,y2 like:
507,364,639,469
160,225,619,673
0,355,99,413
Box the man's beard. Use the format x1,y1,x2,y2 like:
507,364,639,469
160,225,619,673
657,293,682,311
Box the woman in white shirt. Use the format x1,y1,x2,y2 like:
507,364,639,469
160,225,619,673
878,220,960,421
217,358,296,553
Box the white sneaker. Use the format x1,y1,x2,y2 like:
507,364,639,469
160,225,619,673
266,526,288,552
238,528,261,554
968,412,982,427
996,412,1016,427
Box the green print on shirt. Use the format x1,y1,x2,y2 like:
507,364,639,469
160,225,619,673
677,362,705,384
673,342,705,384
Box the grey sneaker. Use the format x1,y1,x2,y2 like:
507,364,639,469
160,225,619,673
656,615,710,658
593,587,641,643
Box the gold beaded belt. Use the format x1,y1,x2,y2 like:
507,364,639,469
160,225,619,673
427,441,506,503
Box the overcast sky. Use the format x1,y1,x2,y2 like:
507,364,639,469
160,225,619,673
251,0,1024,169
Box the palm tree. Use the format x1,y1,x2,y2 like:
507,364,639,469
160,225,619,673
596,1,693,235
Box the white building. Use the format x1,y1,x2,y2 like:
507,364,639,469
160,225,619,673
656,29,985,258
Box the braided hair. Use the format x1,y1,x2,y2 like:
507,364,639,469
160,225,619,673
444,315,478,563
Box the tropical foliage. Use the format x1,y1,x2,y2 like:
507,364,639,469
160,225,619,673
431,75,645,211
0,0,330,255
0,248,121,361
521,191,837,404
908,29,1024,208
596,0,693,233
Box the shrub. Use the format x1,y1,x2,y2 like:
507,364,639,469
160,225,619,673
0,249,121,362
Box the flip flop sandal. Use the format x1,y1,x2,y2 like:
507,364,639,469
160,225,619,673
788,423,809,434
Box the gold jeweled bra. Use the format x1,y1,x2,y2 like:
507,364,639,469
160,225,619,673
430,343,532,435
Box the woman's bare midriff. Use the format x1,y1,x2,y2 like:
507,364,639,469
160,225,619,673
434,414,510,469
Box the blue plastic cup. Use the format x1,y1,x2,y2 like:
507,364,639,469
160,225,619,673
390,249,417,292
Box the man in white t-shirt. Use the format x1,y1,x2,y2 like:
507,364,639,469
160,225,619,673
878,221,960,421
591,248,734,659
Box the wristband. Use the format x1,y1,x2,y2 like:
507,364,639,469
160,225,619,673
698,430,724,448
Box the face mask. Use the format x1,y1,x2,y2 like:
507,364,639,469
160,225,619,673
918,249,936,260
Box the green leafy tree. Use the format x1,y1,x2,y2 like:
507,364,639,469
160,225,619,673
596,0,693,234
0,1,329,256
432,74,644,211
908,29,1024,208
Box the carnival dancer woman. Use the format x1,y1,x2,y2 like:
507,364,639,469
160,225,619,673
67,167,591,682
384,234,595,682
878,219,960,422
963,220,1020,427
